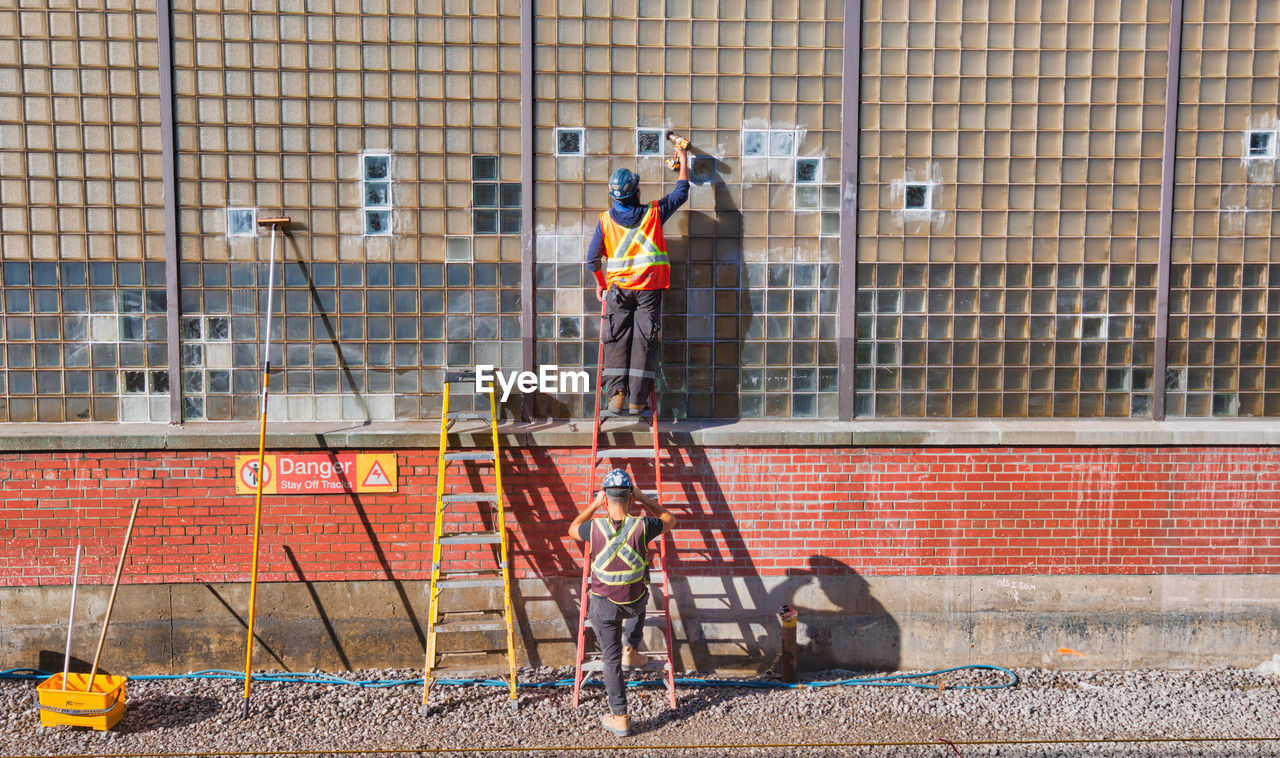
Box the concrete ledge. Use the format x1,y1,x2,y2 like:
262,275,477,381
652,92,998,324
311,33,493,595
4,575,1278,674
0,418,1276,452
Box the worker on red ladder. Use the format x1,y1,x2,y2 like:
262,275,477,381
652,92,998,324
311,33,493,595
567,468,677,737
586,146,689,414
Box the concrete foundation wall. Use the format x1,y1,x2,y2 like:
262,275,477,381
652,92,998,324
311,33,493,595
5,575,1278,676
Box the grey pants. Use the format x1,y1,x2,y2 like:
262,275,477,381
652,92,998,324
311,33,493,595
603,287,663,404
588,592,648,716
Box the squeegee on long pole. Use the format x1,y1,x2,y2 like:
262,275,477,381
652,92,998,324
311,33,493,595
87,499,140,693
242,215,289,719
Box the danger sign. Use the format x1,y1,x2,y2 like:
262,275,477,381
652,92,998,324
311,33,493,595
234,453,398,495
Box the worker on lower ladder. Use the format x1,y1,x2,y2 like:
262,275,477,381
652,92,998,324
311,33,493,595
567,468,677,737
587,146,689,414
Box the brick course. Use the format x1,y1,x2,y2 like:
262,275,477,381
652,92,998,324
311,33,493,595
2,446,1278,585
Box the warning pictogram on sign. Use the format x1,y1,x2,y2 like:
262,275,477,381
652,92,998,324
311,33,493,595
233,453,397,495
238,457,276,494
361,460,391,487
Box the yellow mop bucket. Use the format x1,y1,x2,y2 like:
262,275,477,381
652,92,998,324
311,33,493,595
36,672,127,730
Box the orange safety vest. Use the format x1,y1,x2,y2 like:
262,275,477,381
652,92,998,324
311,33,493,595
598,202,671,291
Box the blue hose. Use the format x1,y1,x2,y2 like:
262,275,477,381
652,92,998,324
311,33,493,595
0,665,1017,691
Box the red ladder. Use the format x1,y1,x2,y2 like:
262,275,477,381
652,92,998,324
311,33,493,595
571,303,677,710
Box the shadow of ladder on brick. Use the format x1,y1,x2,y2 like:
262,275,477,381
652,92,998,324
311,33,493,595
420,369,519,714
572,302,679,711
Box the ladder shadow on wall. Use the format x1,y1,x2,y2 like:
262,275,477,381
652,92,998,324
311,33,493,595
500,444,586,668
662,448,902,674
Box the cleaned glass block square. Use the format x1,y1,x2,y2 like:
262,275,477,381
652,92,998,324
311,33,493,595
1247,129,1275,159
795,185,819,209
820,212,839,236
556,127,584,155
363,154,389,180
364,181,390,207
227,208,256,236
365,210,391,235
500,209,521,234
472,155,499,181
637,128,663,155
473,182,499,207
769,130,795,156
795,158,820,183
500,183,521,208
742,129,767,156
905,183,930,209
445,236,472,261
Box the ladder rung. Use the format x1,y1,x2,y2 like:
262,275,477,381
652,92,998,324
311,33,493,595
432,620,509,633
438,531,502,545
441,493,499,503
444,369,477,384
435,567,504,577
426,662,509,678
444,452,494,462
446,411,492,421
582,658,670,673
432,577,504,589
596,448,656,459
598,409,654,420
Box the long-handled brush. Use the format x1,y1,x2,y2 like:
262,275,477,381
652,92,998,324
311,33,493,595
242,215,290,719
87,499,140,693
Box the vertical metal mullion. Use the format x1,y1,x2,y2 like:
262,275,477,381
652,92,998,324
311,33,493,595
1153,0,1186,421
158,0,181,424
838,0,862,420
520,0,536,421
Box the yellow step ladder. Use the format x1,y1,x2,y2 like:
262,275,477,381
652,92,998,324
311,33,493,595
421,369,518,713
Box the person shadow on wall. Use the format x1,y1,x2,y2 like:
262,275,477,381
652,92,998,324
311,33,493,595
661,445,901,675
767,555,901,673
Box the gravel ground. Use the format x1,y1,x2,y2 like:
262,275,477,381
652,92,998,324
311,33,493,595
3,666,1280,757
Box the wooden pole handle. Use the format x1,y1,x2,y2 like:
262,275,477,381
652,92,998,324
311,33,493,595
86,499,140,692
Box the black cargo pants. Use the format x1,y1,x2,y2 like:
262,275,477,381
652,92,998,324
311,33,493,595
602,286,663,405
588,592,648,716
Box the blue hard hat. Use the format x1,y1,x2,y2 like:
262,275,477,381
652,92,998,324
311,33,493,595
608,168,639,201
602,468,633,490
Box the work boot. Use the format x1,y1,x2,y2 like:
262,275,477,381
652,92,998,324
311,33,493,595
627,403,649,415
622,646,649,670
607,391,626,412
600,713,631,737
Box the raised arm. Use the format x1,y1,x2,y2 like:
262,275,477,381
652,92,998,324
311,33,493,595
632,489,676,534
568,489,606,541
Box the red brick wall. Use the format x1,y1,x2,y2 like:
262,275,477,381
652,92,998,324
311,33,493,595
2,446,1279,586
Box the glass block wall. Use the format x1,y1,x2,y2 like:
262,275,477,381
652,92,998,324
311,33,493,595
1167,0,1280,417
531,0,845,419
2,1,1280,424
170,0,524,421
856,0,1168,417
0,3,167,422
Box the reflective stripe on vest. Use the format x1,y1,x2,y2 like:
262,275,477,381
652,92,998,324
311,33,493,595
599,202,670,290
590,516,647,586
